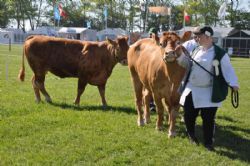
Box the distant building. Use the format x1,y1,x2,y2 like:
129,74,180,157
0,28,26,44
97,28,128,41
27,26,58,37
58,27,97,41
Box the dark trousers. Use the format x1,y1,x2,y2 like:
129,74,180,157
184,92,217,145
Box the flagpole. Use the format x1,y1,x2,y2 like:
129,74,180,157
53,0,56,28
183,10,186,32
103,5,107,29
169,7,171,31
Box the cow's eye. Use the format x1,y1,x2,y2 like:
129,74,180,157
160,42,167,47
176,41,181,45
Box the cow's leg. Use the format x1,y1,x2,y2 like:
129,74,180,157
142,88,151,124
154,96,164,131
130,72,144,126
135,85,144,126
74,78,87,106
167,105,179,138
32,75,41,103
98,84,107,108
32,74,51,103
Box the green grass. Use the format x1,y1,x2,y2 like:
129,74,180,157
0,44,250,165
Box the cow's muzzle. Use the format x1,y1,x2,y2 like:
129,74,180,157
163,51,177,63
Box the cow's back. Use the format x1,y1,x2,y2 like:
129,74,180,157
24,35,84,77
128,38,166,89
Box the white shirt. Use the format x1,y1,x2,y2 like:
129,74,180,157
179,46,239,108
182,39,198,54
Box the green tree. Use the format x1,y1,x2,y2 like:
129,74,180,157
0,0,10,28
234,10,250,30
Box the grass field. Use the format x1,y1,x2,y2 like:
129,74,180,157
0,44,250,165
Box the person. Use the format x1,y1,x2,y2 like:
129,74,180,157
148,27,158,112
178,26,239,151
148,27,158,38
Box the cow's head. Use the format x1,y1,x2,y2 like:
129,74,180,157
159,31,191,63
106,36,129,65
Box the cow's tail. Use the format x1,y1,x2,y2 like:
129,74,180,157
18,46,25,81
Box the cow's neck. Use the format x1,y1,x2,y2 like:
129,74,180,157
107,46,119,73
165,62,185,80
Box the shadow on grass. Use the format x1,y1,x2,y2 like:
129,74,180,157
177,115,250,163
215,124,250,163
217,115,239,123
49,102,137,115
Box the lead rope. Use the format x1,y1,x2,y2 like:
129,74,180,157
231,87,239,108
181,46,239,109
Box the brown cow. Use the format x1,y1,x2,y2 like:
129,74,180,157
18,35,129,107
127,31,191,138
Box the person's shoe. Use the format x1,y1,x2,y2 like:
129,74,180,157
189,136,199,145
205,144,215,151
150,104,156,112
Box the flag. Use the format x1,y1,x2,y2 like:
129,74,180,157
103,6,108,20
58,3,67,18
54,5,60,20
218,2,227,19
184,10,190,23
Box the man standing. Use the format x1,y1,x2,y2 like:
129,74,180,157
179,26,239,151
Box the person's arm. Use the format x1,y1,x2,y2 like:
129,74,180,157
220,54,239,91
177,53,191,69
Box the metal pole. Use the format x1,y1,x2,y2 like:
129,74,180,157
169,9,171,31
6,38,11,80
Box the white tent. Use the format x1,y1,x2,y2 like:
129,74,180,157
5,28,26,44
0,28,13,44
27,27,58,36
97,28,128,41
58,27,97,41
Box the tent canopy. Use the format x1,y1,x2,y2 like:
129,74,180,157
97,28,128,41
28,27,57,36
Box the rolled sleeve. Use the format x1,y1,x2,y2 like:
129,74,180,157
221,54,239,87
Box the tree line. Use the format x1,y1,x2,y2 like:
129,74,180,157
0,0,249,32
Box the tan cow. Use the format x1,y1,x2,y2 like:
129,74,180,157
127,31,191,137
18,35,129,107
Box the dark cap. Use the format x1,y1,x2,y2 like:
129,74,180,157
193,26,213,36
148,27,158,35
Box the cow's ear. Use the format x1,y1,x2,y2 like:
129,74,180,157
181,31,192,43
124,36,129,42
106,37,115,45
152,34,160,45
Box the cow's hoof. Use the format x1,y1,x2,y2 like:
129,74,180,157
168,131,177,138
144,118,151,124
137,120,145,126
45,98,52,103
155,126,164,131
102,104,108,110
35,100,41,103
74,101,80,106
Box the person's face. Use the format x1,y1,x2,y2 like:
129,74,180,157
196,34,209,45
